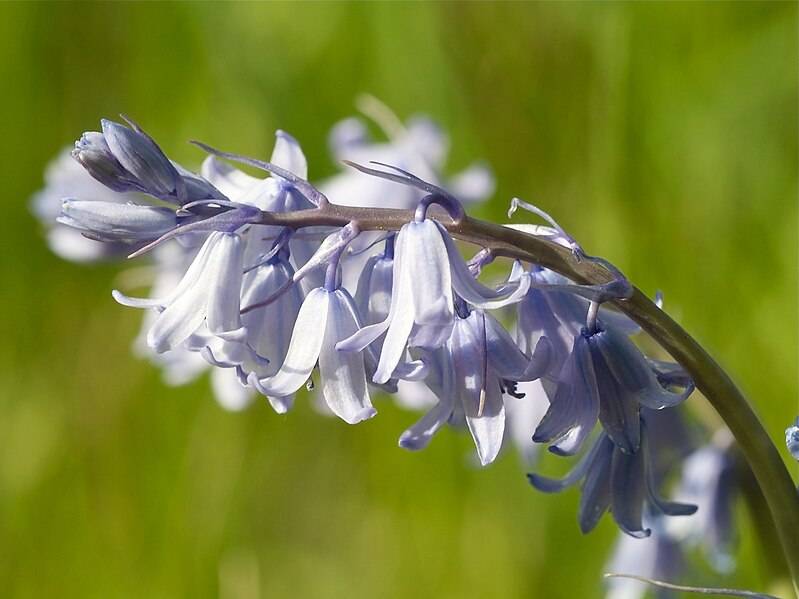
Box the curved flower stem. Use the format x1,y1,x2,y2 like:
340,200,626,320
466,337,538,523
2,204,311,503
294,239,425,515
255,204,799,591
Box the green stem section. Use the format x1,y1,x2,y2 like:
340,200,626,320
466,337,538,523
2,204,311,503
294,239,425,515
257,204,799,591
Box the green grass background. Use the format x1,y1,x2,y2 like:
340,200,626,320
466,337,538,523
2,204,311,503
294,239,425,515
0,2,796,597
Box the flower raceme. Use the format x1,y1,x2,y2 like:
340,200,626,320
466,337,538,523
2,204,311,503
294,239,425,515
37,113,704,540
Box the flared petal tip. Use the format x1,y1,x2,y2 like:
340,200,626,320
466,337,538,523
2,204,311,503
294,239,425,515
477,451,498,467
214,326,248,343
267,395,293,415
350,406,377,424
548,444,578,457
527,473,561,493
398,433,425,451
617,525,651,539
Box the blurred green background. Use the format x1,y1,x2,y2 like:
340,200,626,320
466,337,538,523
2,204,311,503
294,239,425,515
0,2,796,598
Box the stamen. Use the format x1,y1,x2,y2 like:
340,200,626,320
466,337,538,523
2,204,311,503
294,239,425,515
478,309,488,418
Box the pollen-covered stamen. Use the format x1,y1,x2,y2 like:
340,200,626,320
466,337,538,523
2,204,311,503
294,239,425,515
500,379,525,399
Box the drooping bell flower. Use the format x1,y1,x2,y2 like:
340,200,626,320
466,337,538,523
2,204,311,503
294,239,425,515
113,231,246,353
399,309,551,466
534,323,694,456
529,410,697,538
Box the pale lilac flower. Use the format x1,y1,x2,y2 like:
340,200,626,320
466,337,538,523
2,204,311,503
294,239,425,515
248,287,377,425
605,428,740,597
234,247,304,414
534,324,693,456
353,235,395,329
516,265,643,381
197,131,326,290
31,148,143,261
58,200,177,244
73,118,224,205
529,409,697,537
663,431,738,573
399,310,551,466
339,218,531,385
114,231,246,353
320,98,493,209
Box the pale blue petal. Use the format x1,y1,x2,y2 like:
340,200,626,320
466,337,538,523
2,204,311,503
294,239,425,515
481,311,551,381
240,259,303,378
371,230,416,383
318,290,376,424
786,420,799,461
147,281,208,353
58,200,176,242
610,447,651,538
578,436,614,534
452,320,505,466
205,232,244,336
589,335,641,454
113,239,212,309
528,433,605,493
405,221,453,324
534,334,600,456
270,130,308,179
254,288,329,397
246,372,296,415
399,399,453,450
408,322,453,350
102,119,178,197
596,327,691,409
200,156,261,199
435,221,530,308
